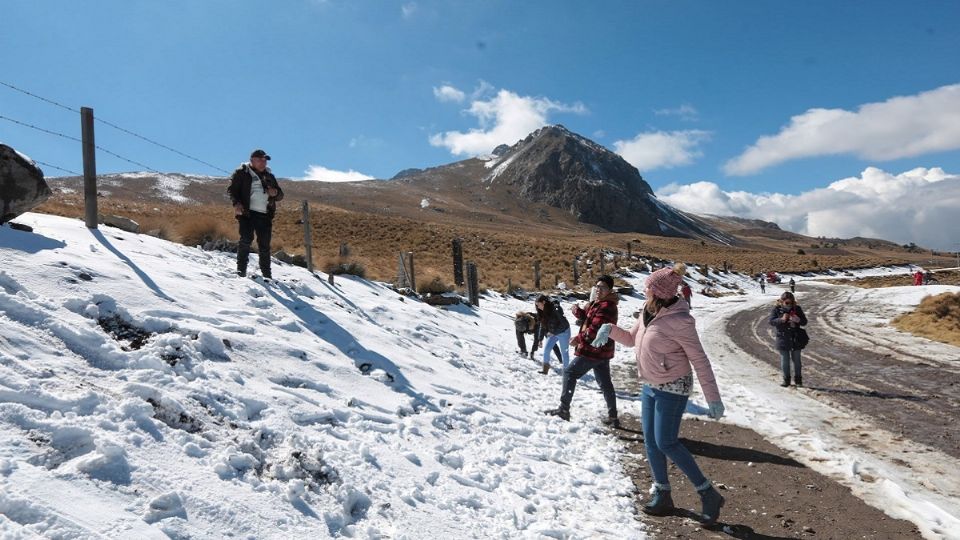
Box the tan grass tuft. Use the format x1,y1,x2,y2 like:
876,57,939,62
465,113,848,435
892,292,960,347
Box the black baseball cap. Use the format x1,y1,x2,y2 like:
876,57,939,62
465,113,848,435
250,149,271,160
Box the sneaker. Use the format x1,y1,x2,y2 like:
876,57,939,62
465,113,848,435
779,378,790,387
540,363,550,375
237,270,246,277
601,416,621,429
518,351,528,358
795,377,803,388
545,408,570,421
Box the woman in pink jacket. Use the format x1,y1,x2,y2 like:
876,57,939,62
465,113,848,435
592,263,725,525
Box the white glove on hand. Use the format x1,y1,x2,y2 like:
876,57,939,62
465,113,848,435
708,401,725,420
591,323,613,347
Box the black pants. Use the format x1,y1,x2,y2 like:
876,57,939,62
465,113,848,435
559,356,617,419
237,212,273,277
515,330,561,361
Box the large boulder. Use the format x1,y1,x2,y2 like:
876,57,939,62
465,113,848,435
1,143,51,224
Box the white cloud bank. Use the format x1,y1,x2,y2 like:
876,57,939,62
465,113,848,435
302,165,375,182
432,85,465,103
430,86,587,155
725,84,960,175
657,167,960,251
612,130,711,172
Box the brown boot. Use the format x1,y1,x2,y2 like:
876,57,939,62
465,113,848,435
540,363,550,375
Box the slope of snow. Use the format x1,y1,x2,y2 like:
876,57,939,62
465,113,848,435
0,213,644,539
1,214,957,539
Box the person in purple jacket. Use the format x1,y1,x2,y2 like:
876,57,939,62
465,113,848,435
592,263,726,526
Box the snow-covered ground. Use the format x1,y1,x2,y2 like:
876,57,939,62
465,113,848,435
0,213,957,539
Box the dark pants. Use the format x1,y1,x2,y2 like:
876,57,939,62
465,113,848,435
559,355,618,419
237,212,273,277
515,330,561,361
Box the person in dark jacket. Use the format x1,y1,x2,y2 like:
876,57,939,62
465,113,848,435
535,295,571,374
769,291,808,387
514,311,561,362
227,149,284,279
545,275,619,426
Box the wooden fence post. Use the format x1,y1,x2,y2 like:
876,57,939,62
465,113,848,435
301,201,313,272
339,243,350,257
406,252,416,292
452,238,464,286
81,107,98,229
466,262,479,306
627,241,632,260
599,251,606,274
533,260,541,290
573,258,579,286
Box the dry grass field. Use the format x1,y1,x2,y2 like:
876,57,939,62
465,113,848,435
893,292,960,347
825,270,960,289
34,191,956,293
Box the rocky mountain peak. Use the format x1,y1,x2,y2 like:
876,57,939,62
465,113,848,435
481,125,659,233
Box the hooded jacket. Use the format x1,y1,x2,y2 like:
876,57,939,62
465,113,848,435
571,293,619,360
609,298,721,402
227,164,284,219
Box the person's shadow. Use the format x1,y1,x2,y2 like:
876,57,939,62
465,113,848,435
263,281,439,413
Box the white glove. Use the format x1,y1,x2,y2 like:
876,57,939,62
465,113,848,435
591,323,613,347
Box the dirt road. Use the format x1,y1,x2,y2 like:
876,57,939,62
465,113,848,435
726,285,960,459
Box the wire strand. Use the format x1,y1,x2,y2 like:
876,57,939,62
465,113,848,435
33,159,80,176
0,113,82,142
1,79,229,174
0,80,79,113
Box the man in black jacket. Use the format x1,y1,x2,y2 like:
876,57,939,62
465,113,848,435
227,149,284,279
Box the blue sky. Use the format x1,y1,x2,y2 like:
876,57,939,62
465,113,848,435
3,1,960,249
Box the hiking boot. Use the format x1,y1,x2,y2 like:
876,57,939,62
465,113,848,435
545,408,570,421
540,363,550,375
697,485,725,526
518,350,528,358
795,376,803,387
642,487,674,516
237,270,246,278
780,377,790,387
601,416,620,429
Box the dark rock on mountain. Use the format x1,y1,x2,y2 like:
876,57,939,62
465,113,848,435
491,144,511,157
481,125,675,235
1,143,51,224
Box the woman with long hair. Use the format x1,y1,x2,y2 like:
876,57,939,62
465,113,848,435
769,291,808,387
535,294,571,374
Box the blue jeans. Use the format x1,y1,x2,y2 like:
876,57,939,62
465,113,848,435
780,349,802,380
542,328,571,370
559,355,617,419
641,384,708,490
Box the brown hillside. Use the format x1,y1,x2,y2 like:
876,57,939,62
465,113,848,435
34,188,954,291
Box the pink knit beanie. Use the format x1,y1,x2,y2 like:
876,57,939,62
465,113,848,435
645,263,687,299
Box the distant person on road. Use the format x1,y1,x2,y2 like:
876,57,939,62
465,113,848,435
227,149,284,279
923,271,934,285
592,263,726,526
913,270,924,286
769,291,808,388
535,295,571,374
759,276,766,294
545,275,619,427
514,311,561,363
788,277,796,293
681,282,692,308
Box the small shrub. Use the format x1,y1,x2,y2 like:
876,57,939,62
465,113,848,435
322,257,366,278
797,249,806,255
417,276,453,295
177,216,233,247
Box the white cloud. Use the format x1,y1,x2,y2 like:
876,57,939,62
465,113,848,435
656,167,960,251
429,88,587,156
401,2,417,18
302,165,375,182
725,84,960,175
612,130,710,172
432,85,466,103
654,104,699,122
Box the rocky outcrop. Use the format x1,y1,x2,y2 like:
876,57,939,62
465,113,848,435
482,125,663,234
1,144,51,224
